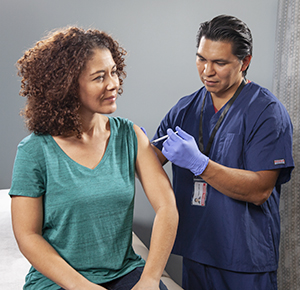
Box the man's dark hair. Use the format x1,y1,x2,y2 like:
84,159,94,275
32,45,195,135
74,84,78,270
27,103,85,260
196,15,253,76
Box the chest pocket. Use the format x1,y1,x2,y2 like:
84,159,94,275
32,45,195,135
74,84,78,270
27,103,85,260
215,133,244,168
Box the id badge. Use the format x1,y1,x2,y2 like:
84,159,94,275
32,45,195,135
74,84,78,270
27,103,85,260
192,176,207,206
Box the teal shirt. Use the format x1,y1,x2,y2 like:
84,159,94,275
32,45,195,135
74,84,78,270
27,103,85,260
10,117,145,289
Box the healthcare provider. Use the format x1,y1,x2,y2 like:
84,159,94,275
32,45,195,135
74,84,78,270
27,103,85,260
151,15,294,290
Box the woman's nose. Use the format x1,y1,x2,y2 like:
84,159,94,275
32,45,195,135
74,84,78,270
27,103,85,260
107,75,119,90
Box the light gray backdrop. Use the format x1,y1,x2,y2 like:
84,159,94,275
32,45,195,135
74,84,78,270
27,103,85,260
0,0,279,285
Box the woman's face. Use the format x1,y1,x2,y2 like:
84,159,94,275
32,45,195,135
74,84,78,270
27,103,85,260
78,48,120,116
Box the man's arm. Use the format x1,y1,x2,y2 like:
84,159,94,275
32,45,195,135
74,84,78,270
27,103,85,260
159,126,280,206
200,160,280,206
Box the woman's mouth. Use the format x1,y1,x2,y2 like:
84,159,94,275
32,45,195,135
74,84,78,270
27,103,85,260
104,95,117,102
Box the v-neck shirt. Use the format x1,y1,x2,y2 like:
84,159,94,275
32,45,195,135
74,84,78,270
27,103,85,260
9,116,145,289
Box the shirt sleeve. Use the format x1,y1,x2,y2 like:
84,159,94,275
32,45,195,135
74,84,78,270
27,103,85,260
244,101,294,185
9,145,46,197
151,116,172,151
151,99,187,151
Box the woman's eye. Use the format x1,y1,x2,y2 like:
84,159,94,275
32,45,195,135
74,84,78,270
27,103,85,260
94,75,104,81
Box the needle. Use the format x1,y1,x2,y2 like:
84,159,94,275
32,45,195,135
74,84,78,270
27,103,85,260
151,131,178,143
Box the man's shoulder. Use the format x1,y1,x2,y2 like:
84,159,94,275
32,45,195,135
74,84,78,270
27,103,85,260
246,81,276,100
243,82,291,124
243,81,286,111
171,87,206,111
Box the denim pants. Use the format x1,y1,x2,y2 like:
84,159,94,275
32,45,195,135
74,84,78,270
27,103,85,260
59,266,168,290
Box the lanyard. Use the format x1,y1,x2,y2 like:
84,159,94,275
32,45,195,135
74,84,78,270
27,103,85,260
198,79,246,156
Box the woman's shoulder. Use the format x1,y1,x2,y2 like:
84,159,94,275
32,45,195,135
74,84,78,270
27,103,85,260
109,116,134,131
18,133,49,147
17,133,51,157
108,117,137,148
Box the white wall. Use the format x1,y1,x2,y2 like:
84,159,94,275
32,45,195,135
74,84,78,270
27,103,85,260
0,0,278,284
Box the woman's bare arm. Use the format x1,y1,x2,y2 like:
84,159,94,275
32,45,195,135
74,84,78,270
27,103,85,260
133,125,178,289
11,195,105,290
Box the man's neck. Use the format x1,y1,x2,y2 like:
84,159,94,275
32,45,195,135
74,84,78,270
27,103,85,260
210,79,244,111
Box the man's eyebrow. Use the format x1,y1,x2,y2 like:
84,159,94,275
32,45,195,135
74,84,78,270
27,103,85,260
196,53,228,63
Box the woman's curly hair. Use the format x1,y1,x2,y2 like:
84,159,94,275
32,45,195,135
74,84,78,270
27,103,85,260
17,26,127,138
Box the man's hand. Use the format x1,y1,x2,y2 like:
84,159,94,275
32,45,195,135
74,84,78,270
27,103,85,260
162,126,209,176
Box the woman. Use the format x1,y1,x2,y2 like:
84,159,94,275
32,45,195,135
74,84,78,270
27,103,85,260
10,26,178,290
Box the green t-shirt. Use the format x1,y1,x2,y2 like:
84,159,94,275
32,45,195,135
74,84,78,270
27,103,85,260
10,117,145,290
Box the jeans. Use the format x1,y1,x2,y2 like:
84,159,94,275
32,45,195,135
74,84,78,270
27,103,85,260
59,266,168,290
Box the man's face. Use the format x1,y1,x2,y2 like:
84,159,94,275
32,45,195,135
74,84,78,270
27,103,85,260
196,37,248,101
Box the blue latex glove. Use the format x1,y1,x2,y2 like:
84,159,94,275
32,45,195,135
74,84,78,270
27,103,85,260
140,127,147,136
162,126,209,176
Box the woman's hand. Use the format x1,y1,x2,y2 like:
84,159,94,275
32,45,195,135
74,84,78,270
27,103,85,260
75,281,107,290
131,278,160,290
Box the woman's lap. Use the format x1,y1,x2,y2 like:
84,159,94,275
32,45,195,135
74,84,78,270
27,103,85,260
59,266,168,290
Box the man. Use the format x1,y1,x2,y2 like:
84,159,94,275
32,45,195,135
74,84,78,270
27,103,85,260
151,15,294,290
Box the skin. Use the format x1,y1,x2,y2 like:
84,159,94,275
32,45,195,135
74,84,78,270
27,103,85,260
11,48,178,290
153,37,280,206
196,37,252,110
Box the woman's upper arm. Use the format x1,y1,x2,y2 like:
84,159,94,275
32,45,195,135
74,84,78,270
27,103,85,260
133,125,176,212
152,145,168,165
11,195,44,242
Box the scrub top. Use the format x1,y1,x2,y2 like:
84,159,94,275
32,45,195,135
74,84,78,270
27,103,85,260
152,81,294,272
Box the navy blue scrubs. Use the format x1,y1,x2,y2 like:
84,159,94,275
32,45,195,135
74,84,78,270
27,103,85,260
152,82,294,289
